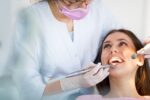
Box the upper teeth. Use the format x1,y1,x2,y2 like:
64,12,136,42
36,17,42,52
109,57,123,64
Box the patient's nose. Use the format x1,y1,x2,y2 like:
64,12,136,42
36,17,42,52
110,46,119,54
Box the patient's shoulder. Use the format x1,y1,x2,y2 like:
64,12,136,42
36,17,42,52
144,95,150,99
76,95,150,100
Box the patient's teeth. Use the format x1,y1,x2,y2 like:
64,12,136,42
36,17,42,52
109,57,123,64
111,63,117,66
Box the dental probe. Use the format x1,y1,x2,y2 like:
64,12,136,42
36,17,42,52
66,64,110,78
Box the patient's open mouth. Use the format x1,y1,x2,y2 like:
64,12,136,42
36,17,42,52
109,57,124,66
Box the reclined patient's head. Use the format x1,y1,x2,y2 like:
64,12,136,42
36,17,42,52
95,29,150,96
101,29,144,77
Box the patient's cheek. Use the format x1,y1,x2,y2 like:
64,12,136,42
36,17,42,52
101,51,109,64
101,56,107,64
123,49,135,59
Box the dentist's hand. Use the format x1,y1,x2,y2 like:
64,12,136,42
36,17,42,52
137,37,150,58
144,36,150,44
60,63,110,91
81,63,110,87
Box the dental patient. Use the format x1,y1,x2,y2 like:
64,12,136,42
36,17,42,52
77,29,150,100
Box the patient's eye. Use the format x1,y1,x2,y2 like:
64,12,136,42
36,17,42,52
103,44,111,49
119,41,128,47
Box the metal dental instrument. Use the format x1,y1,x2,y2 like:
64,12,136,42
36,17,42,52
131,53,138,59
66,64,110,78
131,43,150,59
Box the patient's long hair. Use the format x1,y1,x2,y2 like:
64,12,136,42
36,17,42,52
95,29,150,96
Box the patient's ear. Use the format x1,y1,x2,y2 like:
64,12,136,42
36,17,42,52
137,55,144,66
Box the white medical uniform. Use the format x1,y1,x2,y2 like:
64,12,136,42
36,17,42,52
12,0,121,100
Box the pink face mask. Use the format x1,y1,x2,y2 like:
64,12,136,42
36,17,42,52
57,1,89,20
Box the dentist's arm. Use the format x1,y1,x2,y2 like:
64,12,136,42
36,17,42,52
44,63,109,95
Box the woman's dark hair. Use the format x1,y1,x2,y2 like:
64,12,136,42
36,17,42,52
95,29,150,96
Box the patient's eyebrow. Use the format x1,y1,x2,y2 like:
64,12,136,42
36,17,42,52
103,40,111,43
104,38,128,43
118,38,126,41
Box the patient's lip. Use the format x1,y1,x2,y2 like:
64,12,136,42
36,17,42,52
109,56,124,66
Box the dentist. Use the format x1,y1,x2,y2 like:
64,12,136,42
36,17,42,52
12,0,150,100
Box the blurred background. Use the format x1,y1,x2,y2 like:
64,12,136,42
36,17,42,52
0,0,149,100
104,0,150,39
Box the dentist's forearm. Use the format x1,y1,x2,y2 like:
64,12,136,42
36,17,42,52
43,76,82,95
44,80,61,95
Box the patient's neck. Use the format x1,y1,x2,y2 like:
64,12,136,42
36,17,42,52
104,76,141,98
